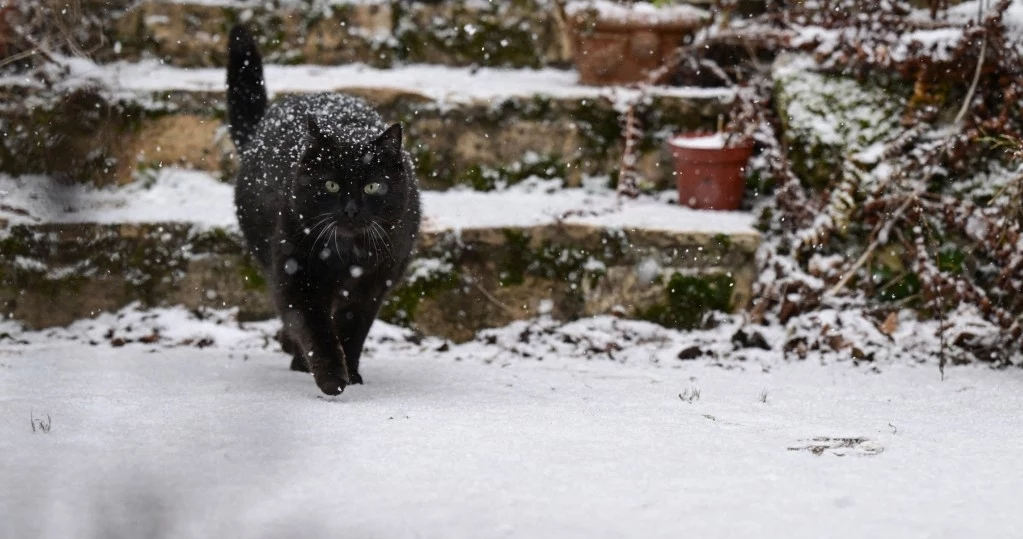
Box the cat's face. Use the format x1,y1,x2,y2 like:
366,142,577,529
293,121,409,239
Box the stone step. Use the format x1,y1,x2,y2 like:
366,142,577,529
0,170,760,341
107,0,574,69
99,0,780,71
0,60,734,189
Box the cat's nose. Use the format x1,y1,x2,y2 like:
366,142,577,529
343,200,358,218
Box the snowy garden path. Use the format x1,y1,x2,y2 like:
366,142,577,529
2,337,1021,538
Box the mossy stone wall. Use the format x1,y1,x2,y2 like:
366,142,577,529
108,0,570,69
0,223,270,327
1,222,759,340
383,224,758,341
1,89,728,188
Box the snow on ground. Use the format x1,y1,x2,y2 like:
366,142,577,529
0,170,758,236
762,0,1023,66
1,305,1022,538
932,0,1023,34
158,0,389,6
0,170,236,229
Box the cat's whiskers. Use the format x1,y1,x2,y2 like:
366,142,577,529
307,219,337,265
372,221,397,263
332,224,343,265
286,214,334,244
367,223,381,261
362,226,379,262
298,212,336,233
372,225,386,261
312,220,335,249
378,222,392,258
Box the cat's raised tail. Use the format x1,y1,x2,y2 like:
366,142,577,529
227,25,267,150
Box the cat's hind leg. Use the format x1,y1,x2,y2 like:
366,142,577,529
289,355,310,373
277,329,310,372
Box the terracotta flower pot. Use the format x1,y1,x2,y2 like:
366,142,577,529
565,2,707,86
669,133,753,211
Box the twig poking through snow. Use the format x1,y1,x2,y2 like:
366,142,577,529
678,387,702,403
30,411,51,433
953,15,987,126
617,101,644,198
826,193,918,297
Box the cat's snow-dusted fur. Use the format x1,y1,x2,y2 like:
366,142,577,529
227,26,421,395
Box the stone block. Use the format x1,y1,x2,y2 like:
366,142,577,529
1,87,730,188
0,221,758,341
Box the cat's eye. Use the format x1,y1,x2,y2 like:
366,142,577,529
324,181,340,193
364,182,388,196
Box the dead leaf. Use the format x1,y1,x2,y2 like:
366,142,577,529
879,312,898,336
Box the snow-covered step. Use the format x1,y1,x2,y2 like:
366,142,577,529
107,0,572,69
1,59,734,189
0,170,760,339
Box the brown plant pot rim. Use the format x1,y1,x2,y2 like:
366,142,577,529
668,133,754,162
568,16,706,33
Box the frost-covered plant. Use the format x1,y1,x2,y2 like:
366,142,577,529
0,0,121,74
747,0,1023,366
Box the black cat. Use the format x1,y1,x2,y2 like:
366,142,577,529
227,26,421,395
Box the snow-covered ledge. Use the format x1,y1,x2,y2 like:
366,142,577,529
19,58,735,106
0,58,735,188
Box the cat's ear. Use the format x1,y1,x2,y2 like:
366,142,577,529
305,115,328,144
373,123,403,154
300,116,330,173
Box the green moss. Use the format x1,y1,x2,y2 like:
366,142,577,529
0,222,274,326
379,258,459,326
0,226,34,259
397,92,701,191
0,225,187,308
637,96,717,152
395,1,547,68
872,267,921,302
187,227,264,292
459,165,501,191
0,228,68,297
238,255,267,292
453,156,566,191
773,66,910,189
409,140,450,188
639,272,735,329
499,229,531,286
526,243,605,291
0,265,88,301
502,95,555,120
189,227,244,256
0,90,158,184
492,230,621,291
937,247,966,274
570,98,624,160
712,233,733,251
755,206,774,233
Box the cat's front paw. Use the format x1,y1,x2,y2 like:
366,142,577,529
289,355,310,372
314,372,347,396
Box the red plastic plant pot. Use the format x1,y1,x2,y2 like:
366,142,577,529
669,133,754,211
